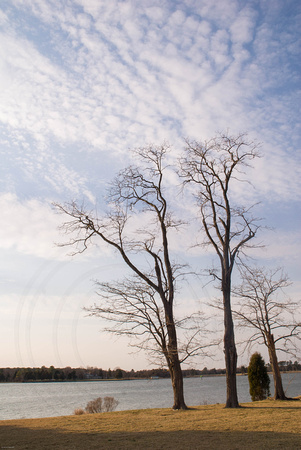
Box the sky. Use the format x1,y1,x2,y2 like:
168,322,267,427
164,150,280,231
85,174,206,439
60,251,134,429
0,0,300,371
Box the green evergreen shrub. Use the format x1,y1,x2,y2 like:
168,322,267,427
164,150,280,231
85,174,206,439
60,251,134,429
248,352,270,401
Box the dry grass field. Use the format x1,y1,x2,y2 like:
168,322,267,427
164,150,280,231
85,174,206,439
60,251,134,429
0,399,300,449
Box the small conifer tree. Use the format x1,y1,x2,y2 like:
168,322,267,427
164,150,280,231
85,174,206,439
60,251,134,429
248,352,270,401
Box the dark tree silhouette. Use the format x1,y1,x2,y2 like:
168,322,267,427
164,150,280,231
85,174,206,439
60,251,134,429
180,132,260,408
54,144,209,410
233,265,301,400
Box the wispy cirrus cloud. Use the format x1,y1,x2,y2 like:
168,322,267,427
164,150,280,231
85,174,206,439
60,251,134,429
0,1,297,148
0,193,65,259
0,192,110,259
0,0,299,227
0,0,299,217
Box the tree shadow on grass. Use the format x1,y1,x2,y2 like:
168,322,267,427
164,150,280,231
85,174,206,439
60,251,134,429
238,399,301,410
0,425,300,450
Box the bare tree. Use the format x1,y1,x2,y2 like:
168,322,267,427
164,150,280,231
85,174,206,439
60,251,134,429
232,265,301,400
54,144,206,410
87,276,209,367
180,132,260,408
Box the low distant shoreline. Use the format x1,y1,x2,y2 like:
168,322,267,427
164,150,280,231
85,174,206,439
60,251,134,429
1,371,300,384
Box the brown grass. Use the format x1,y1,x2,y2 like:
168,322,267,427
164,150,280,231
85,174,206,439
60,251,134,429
0,399,300,449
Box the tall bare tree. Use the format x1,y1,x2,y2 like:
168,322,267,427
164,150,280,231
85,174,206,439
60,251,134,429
180,132,260,408
54,144,205,410
232,265,301,400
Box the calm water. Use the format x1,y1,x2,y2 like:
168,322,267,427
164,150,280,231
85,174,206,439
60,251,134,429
0,373,300,420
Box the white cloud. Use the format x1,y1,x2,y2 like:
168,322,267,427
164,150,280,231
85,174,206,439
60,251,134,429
0,193,110,260
0,193,66,259
1,0,299,206
1,0,298,161
250,146,301,202
0,0,300,369
230,7,257,45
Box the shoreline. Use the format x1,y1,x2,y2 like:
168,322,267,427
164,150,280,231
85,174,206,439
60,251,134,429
1,370,300,384
1,396,300,423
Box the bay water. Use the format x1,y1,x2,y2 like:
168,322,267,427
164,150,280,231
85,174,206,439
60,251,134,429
0,372,300,420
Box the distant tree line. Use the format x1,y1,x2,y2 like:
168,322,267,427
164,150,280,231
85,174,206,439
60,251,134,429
0,366,79,383
0,361,300,383
0,366,177,382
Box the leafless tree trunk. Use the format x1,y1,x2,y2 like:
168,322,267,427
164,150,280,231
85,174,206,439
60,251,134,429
54,144,207,410
86,275,210,409
180,132,260,408
267,334,286,400
232,265,300,400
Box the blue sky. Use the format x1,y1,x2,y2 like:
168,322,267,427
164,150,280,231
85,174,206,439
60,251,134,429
0,0,300,371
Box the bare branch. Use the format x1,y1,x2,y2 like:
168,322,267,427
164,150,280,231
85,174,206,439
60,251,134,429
232,264,300,399
179,131,261,408
54,143,204,410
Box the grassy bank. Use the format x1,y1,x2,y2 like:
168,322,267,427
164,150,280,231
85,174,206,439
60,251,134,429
0,399,300,449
